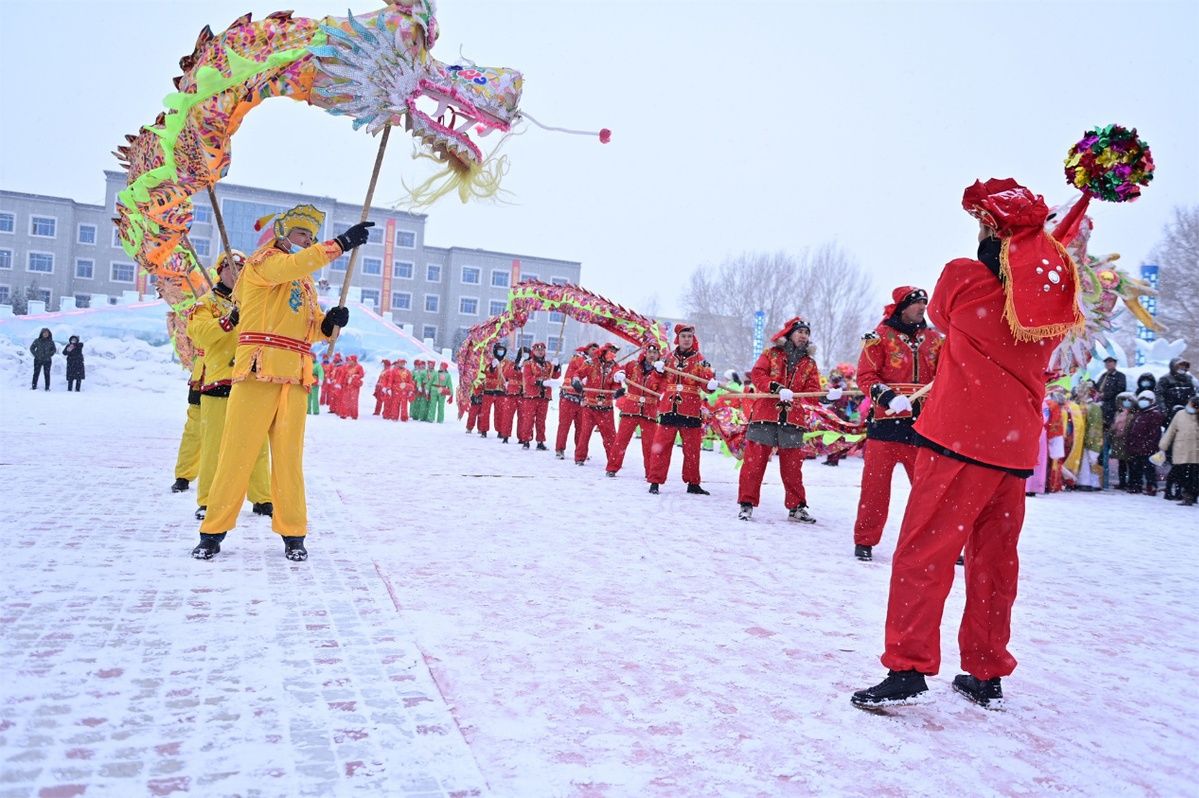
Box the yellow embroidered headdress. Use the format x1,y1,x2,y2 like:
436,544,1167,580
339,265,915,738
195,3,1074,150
254,204,326,240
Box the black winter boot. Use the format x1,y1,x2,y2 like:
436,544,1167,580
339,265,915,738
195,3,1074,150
521,441,531,450
171,477,190,493
648,483,659,495
252,502,274,517
738,503,753,521
283,536,308,562
851,670,929,709
855,544,872,561
191,533,226,560
952,674,1004,710
536,443,548,451
686,483,710,495
194,506,206,520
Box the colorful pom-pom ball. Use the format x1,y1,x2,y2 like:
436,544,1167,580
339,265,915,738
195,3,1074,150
1064,124,1154,203
599,128,612,144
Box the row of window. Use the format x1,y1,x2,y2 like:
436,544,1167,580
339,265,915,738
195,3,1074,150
0,286,127,308
0,249,137,281
324,258,569,288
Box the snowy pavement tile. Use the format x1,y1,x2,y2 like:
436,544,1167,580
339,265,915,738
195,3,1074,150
2,366,1197,797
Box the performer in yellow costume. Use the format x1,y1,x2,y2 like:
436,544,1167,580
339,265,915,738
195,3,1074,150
171,360,204,493
186,251,272,521
192,205,373,561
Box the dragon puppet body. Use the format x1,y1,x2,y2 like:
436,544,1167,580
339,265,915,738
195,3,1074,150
114,0,523,365
1044,197,1163,375
456,281,866,460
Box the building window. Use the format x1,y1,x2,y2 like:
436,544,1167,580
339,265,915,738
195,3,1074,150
75,258,95,279
0,249,11,269
192,238,211,258
111,261,136,283
112,227,123,248
424,294,440,313
490,270,510,288
74,293,92,309
391,291,412,310
547,336,562,352
489,299,506,316
78,224,97,245
0,212,14,234
459,297,479,315
27,252,54,273
30,216,57,238
0,285,10,304
360,288,380,307
192,205,212,224
396,230,416,248
368,225,384,245
549,310,565,324
422,324,437,341
33,288,52,304
518,333,534,349
330,256,348,271
393,260,414,279
426,263,441,282
523,272,539,282
461,266,480,285
362,257,382,276
551,276,569,286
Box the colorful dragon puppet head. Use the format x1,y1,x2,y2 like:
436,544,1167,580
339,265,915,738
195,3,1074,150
310,0,523,203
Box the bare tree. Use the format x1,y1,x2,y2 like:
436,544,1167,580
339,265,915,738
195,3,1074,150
680,246,874,372
1152,205,1199,349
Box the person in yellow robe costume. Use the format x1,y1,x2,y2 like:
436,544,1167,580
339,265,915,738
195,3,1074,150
186,250,272,521
191,205,373,561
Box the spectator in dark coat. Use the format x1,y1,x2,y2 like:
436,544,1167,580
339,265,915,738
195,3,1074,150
29,328,57,391
1156,357,1196,423
1126,390,1166,495
63,336,85,392
1094,356,1126,428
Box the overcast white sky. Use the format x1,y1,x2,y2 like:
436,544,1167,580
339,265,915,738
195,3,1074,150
1,0,1196,318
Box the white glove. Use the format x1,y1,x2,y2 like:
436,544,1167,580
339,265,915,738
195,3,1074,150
1150,451,1167,466
613,371,626,384
826,387,843,401
887,394,913,415
490,358,500,368
778,388,795,402
384,388,391,395
653,359,665,373
545,378,563,389
706,378,719,391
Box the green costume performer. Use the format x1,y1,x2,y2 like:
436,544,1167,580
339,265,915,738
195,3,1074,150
309,359,324,415
420,363,437,421
412,359,429,422
429,364,454,423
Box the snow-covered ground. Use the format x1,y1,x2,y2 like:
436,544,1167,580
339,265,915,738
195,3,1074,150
1,340,1196,797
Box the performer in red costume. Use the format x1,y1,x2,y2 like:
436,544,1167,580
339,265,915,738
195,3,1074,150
372,359,392,415
736,317,824,521
325,353,344,414
852,178,1086,711
341,355,364,420
387,359,414,421
479,342,513,440
518,341,560,449
606,342,665,479
318,355,332,406
501,347,527,442
851,287,944,560
573,343,623,467
647,324,716,495
465,383,484,433
555,343,597,459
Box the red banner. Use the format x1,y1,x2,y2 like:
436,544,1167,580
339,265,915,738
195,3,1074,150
381,218,397,312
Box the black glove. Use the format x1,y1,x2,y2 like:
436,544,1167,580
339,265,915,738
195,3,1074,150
614,388,626,400
321,305,350,337
334,221,375,253
571,377,584,393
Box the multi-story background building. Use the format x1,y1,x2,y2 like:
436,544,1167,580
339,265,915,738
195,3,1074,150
0,172,586,354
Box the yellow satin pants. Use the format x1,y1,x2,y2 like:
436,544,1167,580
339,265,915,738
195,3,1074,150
173,401,202,480
200,380,310,537
198,394,271,507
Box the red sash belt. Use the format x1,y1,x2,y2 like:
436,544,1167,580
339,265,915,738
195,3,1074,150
238,332,312,355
